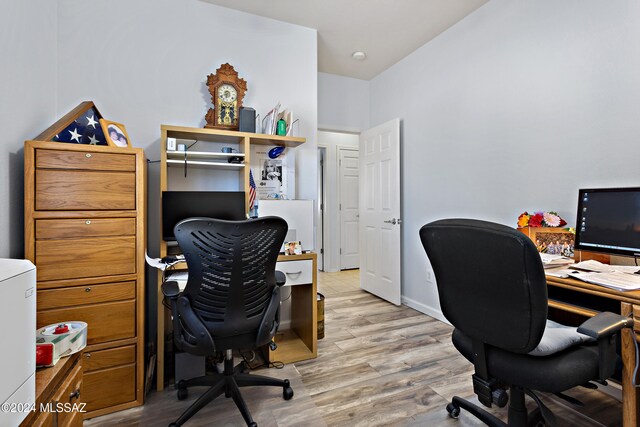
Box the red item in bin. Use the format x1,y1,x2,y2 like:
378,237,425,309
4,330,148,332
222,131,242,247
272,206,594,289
54,324,69,334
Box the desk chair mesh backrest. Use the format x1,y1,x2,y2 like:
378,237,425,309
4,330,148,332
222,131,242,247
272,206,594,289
175,216,287,351
421,218,548,354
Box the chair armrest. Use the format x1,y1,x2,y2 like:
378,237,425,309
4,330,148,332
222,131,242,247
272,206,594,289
275,270,286,287
577,311,633,339
161,281,180,299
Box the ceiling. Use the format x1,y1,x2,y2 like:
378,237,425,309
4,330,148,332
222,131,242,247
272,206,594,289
202,0,488,80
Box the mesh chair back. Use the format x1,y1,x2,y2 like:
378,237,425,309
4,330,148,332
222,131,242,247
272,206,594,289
175,216,287,338
419,219,548,354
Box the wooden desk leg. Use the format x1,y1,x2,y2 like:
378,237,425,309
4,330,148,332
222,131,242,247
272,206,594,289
621,303,639,427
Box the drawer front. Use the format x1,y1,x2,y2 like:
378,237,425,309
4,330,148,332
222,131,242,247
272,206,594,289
51,363,82,427
37,281,136,310
30,410,55,427
276,259,313,286
38,300,135,345
83,364,135,413
83,345,136,373
35,170,135,210
36,149,135,172
36,218,136,240
64,410,83,427
36,236,136,281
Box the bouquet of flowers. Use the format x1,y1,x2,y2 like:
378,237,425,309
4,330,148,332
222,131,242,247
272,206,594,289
517,211,567,228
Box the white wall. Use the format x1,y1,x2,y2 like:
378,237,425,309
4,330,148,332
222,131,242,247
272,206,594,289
0,0,57,258
370,0,640,321
318,130,359,272
318,72,370,132
56,0,318,252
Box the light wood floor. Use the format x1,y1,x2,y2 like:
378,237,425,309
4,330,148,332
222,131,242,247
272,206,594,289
87,269,622,426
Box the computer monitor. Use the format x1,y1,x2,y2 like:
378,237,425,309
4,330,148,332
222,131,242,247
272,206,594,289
162,191,246,241
574,187,640,257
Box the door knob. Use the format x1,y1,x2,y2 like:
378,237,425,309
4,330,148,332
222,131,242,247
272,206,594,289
384,218,397,225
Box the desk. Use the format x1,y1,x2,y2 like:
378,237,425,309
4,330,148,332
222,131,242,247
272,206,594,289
546,275,640,426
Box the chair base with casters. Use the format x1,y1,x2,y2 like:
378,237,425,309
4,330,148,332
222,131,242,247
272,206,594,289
168,349,294,427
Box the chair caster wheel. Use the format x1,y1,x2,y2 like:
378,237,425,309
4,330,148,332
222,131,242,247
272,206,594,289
177,388,188,400
446,403,460,419
248,423,257,427
169,423,177,427
283,386,294,400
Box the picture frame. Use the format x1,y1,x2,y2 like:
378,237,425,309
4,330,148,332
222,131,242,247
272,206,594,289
518,227,575,258
283,241,302,256
100,119,131,148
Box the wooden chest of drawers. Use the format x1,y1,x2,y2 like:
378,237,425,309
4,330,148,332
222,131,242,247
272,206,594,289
24,141,146,419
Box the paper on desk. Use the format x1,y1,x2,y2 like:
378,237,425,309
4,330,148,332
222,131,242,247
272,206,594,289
567,271,640,291
144,251,184,271
572,260,640,275
545,268,575,278
145,252,168,270
539,253,574,268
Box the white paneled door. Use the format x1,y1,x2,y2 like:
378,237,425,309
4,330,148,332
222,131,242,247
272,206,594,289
339,148,359,270
359,118,401,305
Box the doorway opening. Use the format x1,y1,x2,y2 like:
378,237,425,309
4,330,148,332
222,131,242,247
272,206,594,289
317,130,359,273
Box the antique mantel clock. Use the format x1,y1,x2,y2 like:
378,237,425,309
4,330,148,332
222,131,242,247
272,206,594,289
205,63,247,130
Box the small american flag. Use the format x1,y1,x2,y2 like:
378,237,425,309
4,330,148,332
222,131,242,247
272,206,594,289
248,169,257,209
52,106,107,145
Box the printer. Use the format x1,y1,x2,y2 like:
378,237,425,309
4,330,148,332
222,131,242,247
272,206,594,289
0,259,36,426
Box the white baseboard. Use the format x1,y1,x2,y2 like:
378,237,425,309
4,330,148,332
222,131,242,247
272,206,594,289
401,295,450,325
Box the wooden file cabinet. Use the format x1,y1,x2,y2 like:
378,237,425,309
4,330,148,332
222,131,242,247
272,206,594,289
24,141,146,418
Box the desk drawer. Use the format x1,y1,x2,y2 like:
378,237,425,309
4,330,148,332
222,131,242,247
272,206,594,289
35,236,136,281
51,363,82,427
36,218,136,240
83,364,135,412
38,300,135,345
83,345,136,373
35,170,135,211
37,281,135,310
276,260,313,286
36,149,135,172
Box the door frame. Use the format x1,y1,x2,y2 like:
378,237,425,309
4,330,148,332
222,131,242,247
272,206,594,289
337,145,360,270
317,145,327,271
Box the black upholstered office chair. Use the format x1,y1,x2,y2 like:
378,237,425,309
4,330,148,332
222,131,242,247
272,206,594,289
162,216,293,427
419,219,633,426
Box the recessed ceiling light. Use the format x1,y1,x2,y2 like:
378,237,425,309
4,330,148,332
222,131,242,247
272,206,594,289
352,51,367,61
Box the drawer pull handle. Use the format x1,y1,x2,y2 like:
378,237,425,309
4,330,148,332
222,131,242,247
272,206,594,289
69,389,81,400
85,220,91,225
85,153,92,158
85,287,91,292
85,353,91,358
285,271,302,279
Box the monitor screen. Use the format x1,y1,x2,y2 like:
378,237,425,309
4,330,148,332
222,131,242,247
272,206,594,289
575,187,640,257
162,191,246,241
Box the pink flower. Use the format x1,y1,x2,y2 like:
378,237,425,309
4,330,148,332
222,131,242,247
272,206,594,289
543,212,561,227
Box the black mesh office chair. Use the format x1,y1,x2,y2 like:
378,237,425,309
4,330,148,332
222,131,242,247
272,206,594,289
419,219,633,426
162,217,293,427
